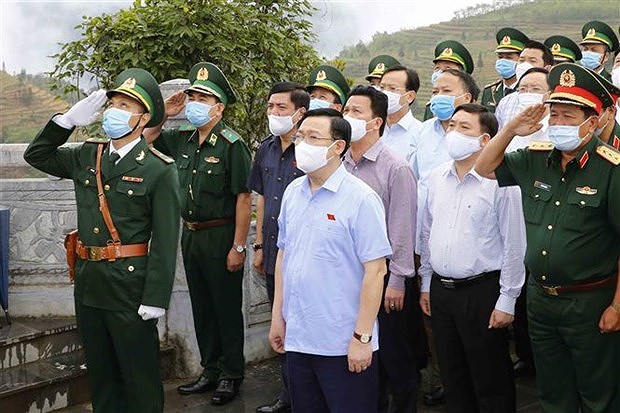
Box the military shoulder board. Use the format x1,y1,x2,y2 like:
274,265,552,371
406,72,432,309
220,128,241,144
149,147,174,164
529,141,554,151
596,145,620,166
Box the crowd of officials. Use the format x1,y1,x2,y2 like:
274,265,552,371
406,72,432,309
23,18,620,413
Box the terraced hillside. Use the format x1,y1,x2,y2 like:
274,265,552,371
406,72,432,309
0,70,70,143
338,0,620,117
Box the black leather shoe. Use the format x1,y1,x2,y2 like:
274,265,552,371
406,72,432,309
513,359,535,377
423,385,445,406
177,376,217,395
211,379,240,406
256,399,291,413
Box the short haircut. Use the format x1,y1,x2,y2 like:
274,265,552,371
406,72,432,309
516,67,550,90
580,106,599,119
268,81,310,110
453,103,498,136
442,68,481,102
524,40,554,66
347,85,388,135
298,108,351,157
382,65,421,93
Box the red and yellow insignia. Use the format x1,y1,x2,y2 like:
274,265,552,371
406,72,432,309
551,43,561,52
120,77,136,89
559,69,576,87
587,28,596,37
578,151,589,169
442,47,453,56
502,36,511,45
197,67,209,81
576,186,597,195
205,156,220,164
613,136,619,150
316,70,327,81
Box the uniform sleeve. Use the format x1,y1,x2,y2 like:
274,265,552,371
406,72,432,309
153,129,181,159
495,148,531,188
608,165,620,237
352,192,393,264
141,165,181,308
23,118,82,179
247,143,265,195
229,140,252,194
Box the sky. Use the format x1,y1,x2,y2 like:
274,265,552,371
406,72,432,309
0,0,496,75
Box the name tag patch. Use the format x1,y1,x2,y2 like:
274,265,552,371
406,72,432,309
533,180,551,191
122,176,144,183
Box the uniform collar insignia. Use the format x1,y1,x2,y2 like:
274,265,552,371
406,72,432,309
578,150,589,169
208,133,218,146
135,150,146,161
613,135,620,150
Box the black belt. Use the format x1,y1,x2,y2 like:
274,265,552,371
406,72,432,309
432,270,500,289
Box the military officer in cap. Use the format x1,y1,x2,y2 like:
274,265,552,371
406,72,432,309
481,27,529,113
366,54,401,86
476,62,620,413
424,40,474,120
593,71,620,150
145,62,252,406
580,20,620,81
306,64,350,111
544,35,582,65
24,68,181,412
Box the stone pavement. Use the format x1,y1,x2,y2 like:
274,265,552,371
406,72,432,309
59,356,541,412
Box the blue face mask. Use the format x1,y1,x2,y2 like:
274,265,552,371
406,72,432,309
185,101,213,127
431,70,443,85
495,58,517,79
102,108,140,140
309,98,332,110
430,94,459,121
548,118,591,151
580,51,603,70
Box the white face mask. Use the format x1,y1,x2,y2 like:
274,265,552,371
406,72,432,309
515,62,534,81
445,130,482,161
517,92,544,110
343,115,370,142
611,67,620,88
548,117,591,151
383,90,405,114
294,140,336,173
268,109,298,136
594,111,610,136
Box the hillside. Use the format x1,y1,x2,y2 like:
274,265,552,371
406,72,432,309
338,0,620,116
0,70,70,143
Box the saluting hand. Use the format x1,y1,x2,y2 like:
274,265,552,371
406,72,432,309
164,91,187,117
505,103,546,137
55,89,107,129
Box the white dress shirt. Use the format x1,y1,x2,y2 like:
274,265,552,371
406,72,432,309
381,111,422,163
109,136,142,164
418,161,526,315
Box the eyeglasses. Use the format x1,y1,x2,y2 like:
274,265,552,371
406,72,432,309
293,134,335,145
377,84,406,93
517,86,546,94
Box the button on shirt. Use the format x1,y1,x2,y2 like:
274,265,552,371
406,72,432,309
247,134,304,275
343,140,417,291
277,164,392,356
409,118,452,251
381,110,422,162
418,162,526,314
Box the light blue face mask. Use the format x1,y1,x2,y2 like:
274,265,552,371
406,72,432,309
431,70,443,85
185,101,213,127
309,98,332,110
495,58,517,79
548,118,591,151
430,94,458,121
580,51,603,70
102,108,140,140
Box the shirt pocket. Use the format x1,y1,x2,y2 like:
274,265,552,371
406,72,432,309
198,162,226,194
562,191,602,229
114,181,149,216
523,188,552,224
311,222,348,262
75,169,98,208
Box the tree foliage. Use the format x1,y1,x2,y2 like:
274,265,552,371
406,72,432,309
51,0,321,149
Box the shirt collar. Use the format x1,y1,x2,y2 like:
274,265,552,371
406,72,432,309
444,162,484,182
432,117,446,135
187,121,224,145
303,163,347,195
396,111,414,130
109,136,141,160
343,139,384,165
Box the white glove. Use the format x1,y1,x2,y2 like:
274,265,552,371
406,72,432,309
54,89,107,129
138,304,166,321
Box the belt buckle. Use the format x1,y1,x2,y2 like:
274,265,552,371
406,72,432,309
440,278,456,289
542,285,559,296
88,247,103,261
185,221,197,231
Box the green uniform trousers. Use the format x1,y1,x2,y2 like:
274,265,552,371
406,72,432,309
75,302,163,413
527,278,619,413
182,226,244,381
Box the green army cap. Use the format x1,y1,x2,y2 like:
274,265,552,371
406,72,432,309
307,65,350,106
591,69,620,108
106,68,164,128
185,62,237,105
580,21,619,53
545,35,582,63
547,63,613,115
365,55,401,81
433,40,474,74
495,28,529,53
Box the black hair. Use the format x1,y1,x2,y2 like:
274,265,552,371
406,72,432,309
523,40,554,66
298,108,351,157
268,81,310,110
346,85,388,135
516,67,550,90
452,103,498,136
382,65,421,93
441,68,481,102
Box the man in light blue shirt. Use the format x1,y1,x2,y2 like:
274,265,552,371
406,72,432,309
269,108,392,413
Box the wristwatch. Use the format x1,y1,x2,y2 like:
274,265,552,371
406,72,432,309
353,331,372,344
252,243,263,251
233,244,246,253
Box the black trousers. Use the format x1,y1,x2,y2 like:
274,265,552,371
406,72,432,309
513,270,533,366
378,276,424,413
430,274,515,413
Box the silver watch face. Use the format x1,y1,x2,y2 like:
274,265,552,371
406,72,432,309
235,245,245,253
360,334,371,344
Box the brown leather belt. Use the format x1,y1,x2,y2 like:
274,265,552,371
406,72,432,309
77,241,148,262
539,275,617,296
184,217,234,231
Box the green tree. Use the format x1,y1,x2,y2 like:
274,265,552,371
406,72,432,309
51,0,321,149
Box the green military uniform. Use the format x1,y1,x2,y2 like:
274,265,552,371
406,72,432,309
365,54,400,83
594,72,620,150
24,68,180,412
153,62,252,383
306,64,350,106
481,28,529,113
580,20,620,82
495,63,620,412
424,40,474,120
544,35,582,65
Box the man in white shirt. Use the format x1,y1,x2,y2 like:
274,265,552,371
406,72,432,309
419,103,526,413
